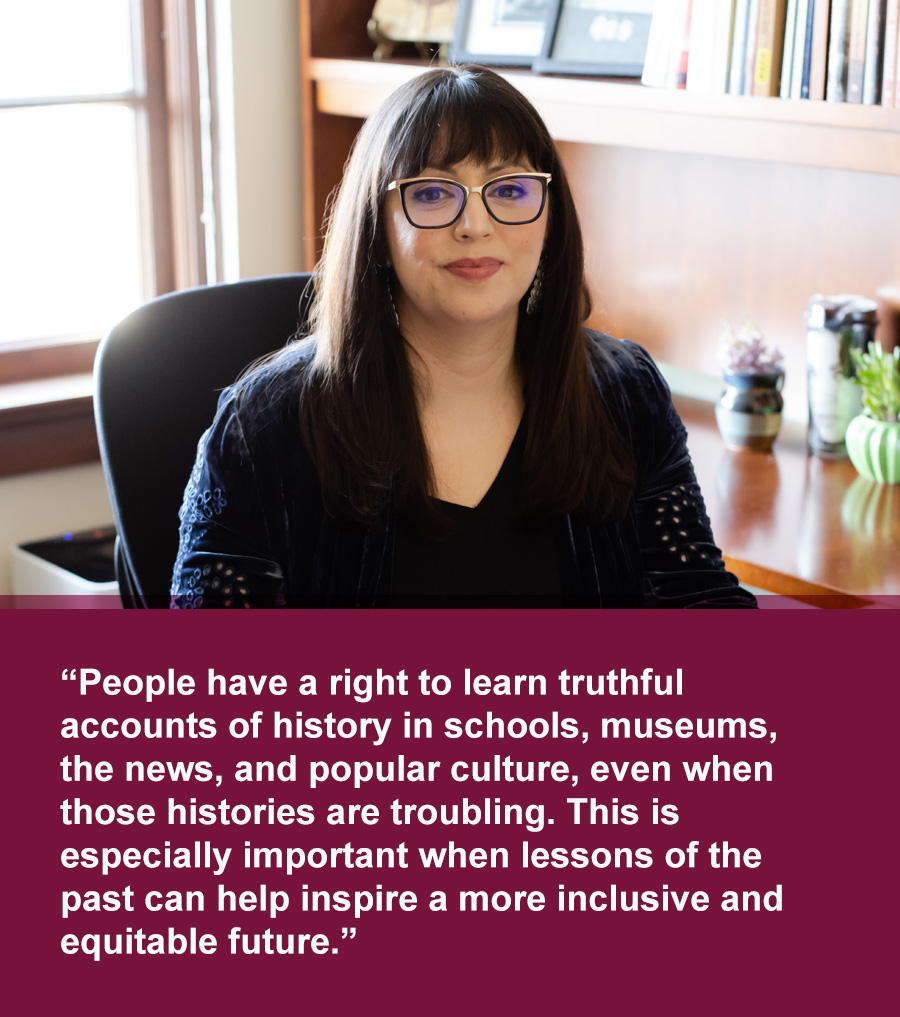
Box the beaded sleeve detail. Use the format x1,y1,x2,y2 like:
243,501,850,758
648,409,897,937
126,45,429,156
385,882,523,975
619,345,753,607
652,485,712,566
169,390,288,609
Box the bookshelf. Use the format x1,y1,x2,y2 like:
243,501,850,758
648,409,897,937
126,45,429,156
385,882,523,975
309,56,900,174
299,1,900,413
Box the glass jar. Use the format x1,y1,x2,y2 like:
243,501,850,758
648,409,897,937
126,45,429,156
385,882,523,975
806,294,878,457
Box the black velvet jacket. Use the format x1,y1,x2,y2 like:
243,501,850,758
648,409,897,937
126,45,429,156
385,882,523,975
170,332,756,608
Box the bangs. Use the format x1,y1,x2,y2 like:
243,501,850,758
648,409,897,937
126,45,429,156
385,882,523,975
386,70,553,180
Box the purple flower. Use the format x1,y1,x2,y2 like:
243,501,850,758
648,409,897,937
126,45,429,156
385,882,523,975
719,323,784,375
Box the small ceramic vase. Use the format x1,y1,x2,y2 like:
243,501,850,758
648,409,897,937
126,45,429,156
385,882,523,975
715,370,784,453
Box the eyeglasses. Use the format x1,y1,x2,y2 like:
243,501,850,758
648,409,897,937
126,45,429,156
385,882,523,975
386,173,551,229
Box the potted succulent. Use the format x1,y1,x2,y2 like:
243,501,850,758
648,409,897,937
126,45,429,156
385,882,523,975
715,322,785,453
845,341,900,484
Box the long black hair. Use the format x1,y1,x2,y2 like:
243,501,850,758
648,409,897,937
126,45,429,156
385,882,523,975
300,65,635,526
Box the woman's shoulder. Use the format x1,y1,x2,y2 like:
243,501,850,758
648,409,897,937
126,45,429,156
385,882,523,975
194,338,319,470
584,329,671,406
217,337,318,429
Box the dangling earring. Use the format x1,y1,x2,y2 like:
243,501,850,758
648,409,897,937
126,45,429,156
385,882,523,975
380,261,401,330
387,277,401,331
526,257,545,316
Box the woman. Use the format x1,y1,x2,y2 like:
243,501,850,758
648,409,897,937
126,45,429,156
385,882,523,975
171,65,755,608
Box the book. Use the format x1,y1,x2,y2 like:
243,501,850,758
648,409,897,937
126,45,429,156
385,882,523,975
665,0,694,89
711,0,739,89
780,0,801,95
883,0,900,104
687,0,722,92
686,0,736,94
729,0,753,91
753,0,790,94
809,0,833,98
826,0,853,100
798,0,817,94
845,0,870,101
641,4,680,88
790,0,812,95
743,0,763,92
862,0,888,102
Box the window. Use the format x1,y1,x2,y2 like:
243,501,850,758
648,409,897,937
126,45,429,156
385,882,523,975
1,0,151,349
0,1,175,349
0,0,215,476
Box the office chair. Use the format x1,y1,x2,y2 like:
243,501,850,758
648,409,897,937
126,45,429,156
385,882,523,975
94,273,315,607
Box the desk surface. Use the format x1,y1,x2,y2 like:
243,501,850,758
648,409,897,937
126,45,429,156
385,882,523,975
675,396,900,601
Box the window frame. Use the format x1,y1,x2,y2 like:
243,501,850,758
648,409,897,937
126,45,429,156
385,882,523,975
0,0,213,478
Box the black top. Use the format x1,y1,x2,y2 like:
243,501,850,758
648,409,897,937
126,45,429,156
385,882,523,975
170,331,757,609
390,419,564,606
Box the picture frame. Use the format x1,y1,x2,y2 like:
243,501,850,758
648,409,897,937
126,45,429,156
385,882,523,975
449,0,554,67
368,0,459,60
533,0,655,77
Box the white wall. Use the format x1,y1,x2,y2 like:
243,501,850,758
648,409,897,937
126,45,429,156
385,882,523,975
222,0,305,279
0,3,304,596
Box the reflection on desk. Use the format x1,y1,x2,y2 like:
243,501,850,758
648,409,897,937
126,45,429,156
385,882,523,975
675,396,900,604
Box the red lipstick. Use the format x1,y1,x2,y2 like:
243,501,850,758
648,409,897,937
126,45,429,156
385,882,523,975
444,257,502,281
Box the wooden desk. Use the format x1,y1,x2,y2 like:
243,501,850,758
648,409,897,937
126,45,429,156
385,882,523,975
674,396,900,603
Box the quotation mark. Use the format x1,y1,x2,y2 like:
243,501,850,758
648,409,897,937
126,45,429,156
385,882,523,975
61,669,76,681
332,927,358,952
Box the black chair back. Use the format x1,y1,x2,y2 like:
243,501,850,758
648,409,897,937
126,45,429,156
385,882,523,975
94,274,315,606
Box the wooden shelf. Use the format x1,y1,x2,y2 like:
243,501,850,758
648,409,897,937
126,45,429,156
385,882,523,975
309,57,900,176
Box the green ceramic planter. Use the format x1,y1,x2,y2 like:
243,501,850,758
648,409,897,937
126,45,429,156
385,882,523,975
845,414,900,484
